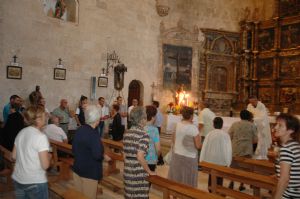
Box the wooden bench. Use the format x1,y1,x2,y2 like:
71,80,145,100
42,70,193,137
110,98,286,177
147,175,224,199
200,161,277,199
232,156,275,175
48,182,89,199
49,139,74,181
101,138,124,191
0,145,14,192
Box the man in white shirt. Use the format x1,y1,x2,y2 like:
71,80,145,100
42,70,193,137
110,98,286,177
97,97,110,137
198,101,216,140
200,117,232,191
247,96,272,159
43,116,68,143
128,99,138,129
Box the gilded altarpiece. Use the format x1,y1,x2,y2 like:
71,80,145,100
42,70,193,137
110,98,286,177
200,29,240,115
238,0,300,113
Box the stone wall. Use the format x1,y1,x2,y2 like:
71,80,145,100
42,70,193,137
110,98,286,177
0,0,275,119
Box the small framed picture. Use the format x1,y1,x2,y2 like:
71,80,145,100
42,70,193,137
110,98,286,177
7,65,22,79
98,76,108,87
54,68,66,80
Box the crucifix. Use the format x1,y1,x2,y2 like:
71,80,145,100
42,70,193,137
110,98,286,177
13,55,18,63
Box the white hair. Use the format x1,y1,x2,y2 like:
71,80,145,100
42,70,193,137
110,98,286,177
84,105,101,125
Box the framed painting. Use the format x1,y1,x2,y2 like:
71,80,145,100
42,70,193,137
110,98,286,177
98,76,108,87
7,65,22,79
54,68,66,80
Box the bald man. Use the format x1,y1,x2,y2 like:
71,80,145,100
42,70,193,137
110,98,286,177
52,99,72,135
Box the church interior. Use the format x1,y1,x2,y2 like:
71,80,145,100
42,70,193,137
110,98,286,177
1,0,300,198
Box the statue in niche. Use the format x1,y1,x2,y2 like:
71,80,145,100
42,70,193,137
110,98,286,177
29,85,43,106
54,0,66,19
114,63,127,91
281,25,299,48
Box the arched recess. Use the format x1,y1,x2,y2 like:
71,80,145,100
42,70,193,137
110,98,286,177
128,80,144,107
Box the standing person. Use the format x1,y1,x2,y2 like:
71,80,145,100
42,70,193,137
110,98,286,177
247,96,272,159
145,105,161,172
228,109,258,190
3,95,21,124
12,106,51,199
152,101,163,134
123,106,155,199
198,101,216,140
72,105,104,199
128,99,138,129
52,99,72,136
109,104,124,141
1,104,25,151
75,95,88,127
168,106,201,187
200,117,232,191
273,114,300,199
117,96,128,129
97,97,110,137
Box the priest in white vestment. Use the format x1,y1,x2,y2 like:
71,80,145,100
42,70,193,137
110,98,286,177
247,96,272,159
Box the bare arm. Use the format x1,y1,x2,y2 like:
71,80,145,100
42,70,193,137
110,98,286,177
193,134,202,149
12,145,17,161
137,150,155,175
154,141,161,157
38,151,51,170
198,123,204,132
74,115,81,126
273,162,290,199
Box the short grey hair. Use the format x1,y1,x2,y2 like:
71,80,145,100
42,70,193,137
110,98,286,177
84,105,101,125
129,106,146,126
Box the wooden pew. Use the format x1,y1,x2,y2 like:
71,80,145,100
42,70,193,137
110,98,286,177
200,161,277,199
48,182,89,199
101,138,124,176
232,156,275,175
101,138,124,191
49,139,73,181
147,175,224,199
0,145,14,191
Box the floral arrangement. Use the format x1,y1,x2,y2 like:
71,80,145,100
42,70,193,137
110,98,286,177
166,102,181,115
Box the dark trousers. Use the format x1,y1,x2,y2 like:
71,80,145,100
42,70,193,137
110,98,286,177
97,121,105,137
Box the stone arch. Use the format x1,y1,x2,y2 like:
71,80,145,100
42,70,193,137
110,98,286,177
211,36,233,54
128,80,144,106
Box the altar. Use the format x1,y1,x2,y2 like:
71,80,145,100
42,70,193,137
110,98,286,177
165,114,240,134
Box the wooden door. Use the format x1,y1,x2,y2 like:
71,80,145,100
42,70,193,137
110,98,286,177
128,80,142,107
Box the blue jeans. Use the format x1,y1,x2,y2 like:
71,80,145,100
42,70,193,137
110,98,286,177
13,180,49,199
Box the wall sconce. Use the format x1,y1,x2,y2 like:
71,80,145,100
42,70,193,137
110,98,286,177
102,50,120,76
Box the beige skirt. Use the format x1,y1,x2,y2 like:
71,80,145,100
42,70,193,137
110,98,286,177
168,152,198,188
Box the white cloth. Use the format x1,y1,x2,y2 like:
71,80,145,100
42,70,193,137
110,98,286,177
12,126,50,184
100,105,109,120
173,121,199,158
75,107,80,115
198,108,216,137
200,129,232,166
43,124,67,142
247,101,272,159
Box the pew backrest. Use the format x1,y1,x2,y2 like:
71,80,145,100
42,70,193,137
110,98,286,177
147,175,224,199
233,156,275,175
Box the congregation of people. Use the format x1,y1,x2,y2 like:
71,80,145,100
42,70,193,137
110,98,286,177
0,88,300,199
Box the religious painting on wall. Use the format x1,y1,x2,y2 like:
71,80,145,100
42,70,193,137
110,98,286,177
280,87,297,104
257,58,273,79
163,44,192,90
210,66,228,92
280,23,300,49
280,56,300,78
279,0,300,17
258,29,274,51
41,0,77,22
258,87,273,104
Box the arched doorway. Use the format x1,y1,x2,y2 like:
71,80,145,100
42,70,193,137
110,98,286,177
128,80,144,107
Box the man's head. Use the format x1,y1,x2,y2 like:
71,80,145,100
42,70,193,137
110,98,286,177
240,109,253,121
60,99,68,109
117,96,122,105
152,100,159,108
98,97,105,106
132,99,138,107
10,95,21,105
198,100,209,110
213,117,223,129
249,96,258,107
